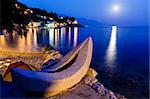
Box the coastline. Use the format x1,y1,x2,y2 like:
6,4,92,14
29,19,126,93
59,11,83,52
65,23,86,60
0,48,43,57
0,48,125,99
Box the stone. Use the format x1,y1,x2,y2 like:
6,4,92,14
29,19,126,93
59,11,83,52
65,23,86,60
104,89,109,95
50,50,55,53
44,55,52,63
95,84,105,94
108,90,114,95
18,59,21,62
0,61,4,64
0,65,3,69
106,90,117,99
100,89,105,96
1,67,8,76
45,51,50,54
86,68,98,78
115,94,126,99
2,63,10,67
5,59,12,63
88,78,98,86
30,60,33,63
92,82,104,89
57,54,63,59
83,77,93,84
109,95,117,99
41,47,46,52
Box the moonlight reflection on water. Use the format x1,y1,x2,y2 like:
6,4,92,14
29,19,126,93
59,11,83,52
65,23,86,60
105,26,117,67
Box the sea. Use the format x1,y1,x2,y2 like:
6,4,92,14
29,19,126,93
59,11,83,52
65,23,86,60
0,22,149,98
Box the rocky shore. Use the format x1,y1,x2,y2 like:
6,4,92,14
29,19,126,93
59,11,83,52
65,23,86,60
0,48,126,99
46,68,126,99
0,47,62,77
82,68,126,99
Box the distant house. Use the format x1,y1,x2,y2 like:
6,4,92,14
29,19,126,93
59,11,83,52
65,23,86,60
46,22,57,28
28,22,42,28
72,20,78,25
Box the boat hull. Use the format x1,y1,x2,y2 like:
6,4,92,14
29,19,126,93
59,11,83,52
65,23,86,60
11,37,93,95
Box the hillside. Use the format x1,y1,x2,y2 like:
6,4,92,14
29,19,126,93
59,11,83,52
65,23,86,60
1,0,77,33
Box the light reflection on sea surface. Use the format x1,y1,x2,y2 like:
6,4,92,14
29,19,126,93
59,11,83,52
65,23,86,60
0,27,78,52
105,26,117,67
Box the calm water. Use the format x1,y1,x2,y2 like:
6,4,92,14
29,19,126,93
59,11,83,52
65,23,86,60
0,25,149,98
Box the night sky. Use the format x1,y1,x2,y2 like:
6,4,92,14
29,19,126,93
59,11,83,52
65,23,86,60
18,0,149,26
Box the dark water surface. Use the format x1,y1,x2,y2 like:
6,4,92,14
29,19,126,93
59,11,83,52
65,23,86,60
0,26,149,98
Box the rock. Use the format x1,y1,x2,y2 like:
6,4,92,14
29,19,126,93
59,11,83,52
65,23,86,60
41,47,46,52
57,54,63,59
43,51,62,63
45,51,50,54
44,55,52,63
50,50,55,53
92,82,118,99
115,93,126,99
88,78,98,86
1,66,8,76
30,60,33,63
111,95,118,99
108,90,114,95
0,65,3,69
106,90,117,99
5,59,12,63
17,59,21,62
94,83,105,94
99,88,105,96
0,61,4,64
2,63,10,67
86,68,98,78
83,76,93,84
92,82,111,96
92,82,104,89
11,60,18,64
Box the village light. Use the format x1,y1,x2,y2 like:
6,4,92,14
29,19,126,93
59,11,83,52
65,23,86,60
15,4,20,9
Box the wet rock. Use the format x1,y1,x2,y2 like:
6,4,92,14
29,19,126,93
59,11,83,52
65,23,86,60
91,81,119,98
92,82,107,96
86,68,98,78
99,88,105,96
115,93,126,99
83,77,93,84
92,82,104,89
88,78,98,86
96,85,104,93
106,90,117,99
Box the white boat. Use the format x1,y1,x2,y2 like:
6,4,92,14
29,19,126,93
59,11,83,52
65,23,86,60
41,37,91,72
11,37,93,96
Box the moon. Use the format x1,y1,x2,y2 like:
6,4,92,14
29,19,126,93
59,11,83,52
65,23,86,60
113,5,119,11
